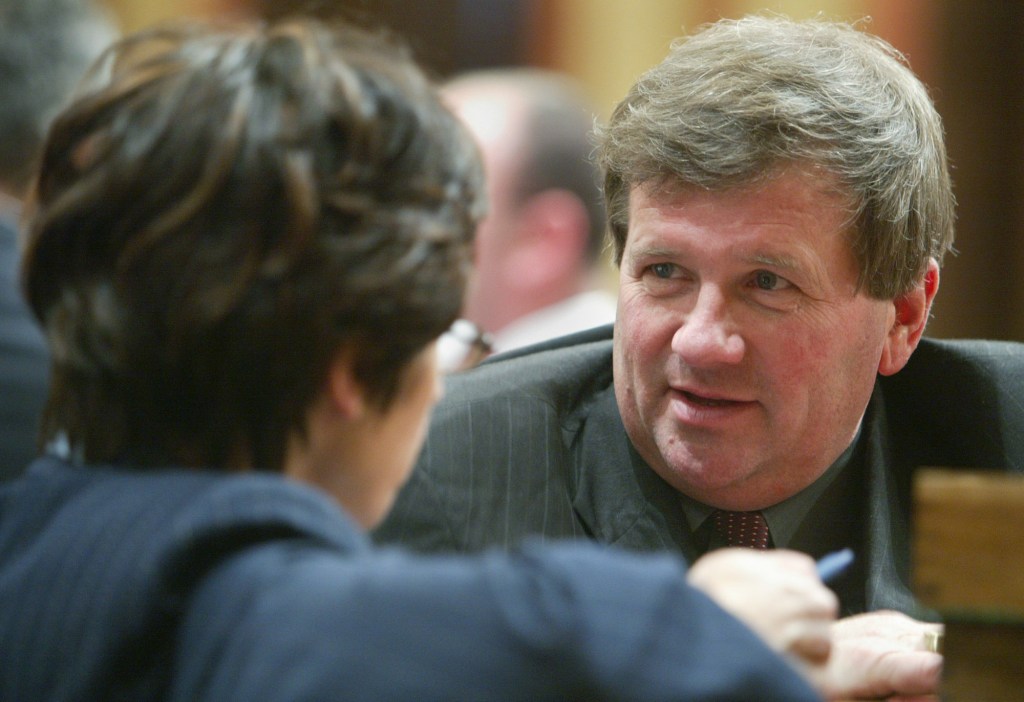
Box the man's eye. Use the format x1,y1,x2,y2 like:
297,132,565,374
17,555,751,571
754,270,783,290
650,262,676,279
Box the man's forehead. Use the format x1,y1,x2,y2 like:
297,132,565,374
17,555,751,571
623,169,861,271
631,162,850,202
627,166,858,236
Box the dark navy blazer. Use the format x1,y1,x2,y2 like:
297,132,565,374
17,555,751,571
0,456,817,701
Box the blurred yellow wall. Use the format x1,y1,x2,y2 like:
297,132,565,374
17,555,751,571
102,0,248,32
99,0,931,110
540,0,920,119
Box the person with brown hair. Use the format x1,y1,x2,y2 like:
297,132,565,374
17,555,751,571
0,15,864,701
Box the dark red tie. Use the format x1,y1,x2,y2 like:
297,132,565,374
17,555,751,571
712,510,771,549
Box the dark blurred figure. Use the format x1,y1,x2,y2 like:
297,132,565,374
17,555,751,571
0,0,117,479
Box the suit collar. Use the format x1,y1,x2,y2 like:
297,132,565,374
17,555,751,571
566,385,700,560
566,378,928,615
564,371,928,615
859,383,935,616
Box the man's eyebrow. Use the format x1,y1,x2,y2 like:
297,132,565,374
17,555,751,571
628,245,680,260
747,253,803,270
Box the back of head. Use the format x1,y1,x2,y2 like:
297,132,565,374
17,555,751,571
446,69,605,262
0,0,117,193
22,17,484,470
598,14,955,299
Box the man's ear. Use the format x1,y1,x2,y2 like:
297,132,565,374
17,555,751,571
878,258,940,376
325,348,366,419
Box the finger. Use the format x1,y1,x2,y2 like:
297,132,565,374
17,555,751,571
777,575,839,620
760,548,819,574
805,584,840,619
833,611,938,648
873,650,943,696
785,621,832,663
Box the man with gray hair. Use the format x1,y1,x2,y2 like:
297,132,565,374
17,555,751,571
377,15,1022,698
0,0,118,479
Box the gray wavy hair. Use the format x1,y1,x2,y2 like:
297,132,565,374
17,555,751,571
597,14,954,299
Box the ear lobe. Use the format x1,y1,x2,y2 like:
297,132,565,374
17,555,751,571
326,349,366,419
878,258,940,376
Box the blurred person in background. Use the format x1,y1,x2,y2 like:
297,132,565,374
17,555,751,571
0,0,118,480
0,14,896,700
443,69,615,355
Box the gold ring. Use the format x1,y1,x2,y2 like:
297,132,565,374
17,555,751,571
923,629,944,653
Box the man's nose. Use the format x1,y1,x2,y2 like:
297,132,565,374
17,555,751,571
670,286,745,366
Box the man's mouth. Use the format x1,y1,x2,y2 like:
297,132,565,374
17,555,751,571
680,390,738,407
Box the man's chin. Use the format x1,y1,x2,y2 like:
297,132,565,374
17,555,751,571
653,453,770,507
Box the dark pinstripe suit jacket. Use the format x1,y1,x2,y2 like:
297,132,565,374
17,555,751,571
0,455,819,701
375,324,1024,615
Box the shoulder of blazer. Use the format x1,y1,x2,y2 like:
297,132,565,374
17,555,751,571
883,336,1024,401
878,337,1024,472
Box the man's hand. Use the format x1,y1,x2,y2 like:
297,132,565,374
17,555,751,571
687,548,837,663
808,611,943,701
689,552,943,701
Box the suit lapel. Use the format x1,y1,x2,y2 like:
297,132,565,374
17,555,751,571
566,385,700,562
561,370,933,613
861,384,928,614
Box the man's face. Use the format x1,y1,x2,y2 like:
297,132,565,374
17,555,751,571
613,168,899,510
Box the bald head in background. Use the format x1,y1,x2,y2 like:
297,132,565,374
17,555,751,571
443,69,615,353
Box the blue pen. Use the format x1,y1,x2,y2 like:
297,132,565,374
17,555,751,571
816,548,854,583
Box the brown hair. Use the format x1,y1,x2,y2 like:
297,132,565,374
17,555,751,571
598,15,954,299
21,17,484,470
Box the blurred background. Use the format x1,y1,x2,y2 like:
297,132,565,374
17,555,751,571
100,0,1024,342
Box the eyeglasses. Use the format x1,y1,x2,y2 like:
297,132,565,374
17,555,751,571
437,319,493,373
